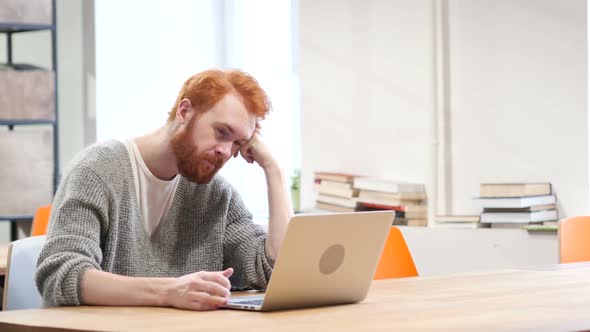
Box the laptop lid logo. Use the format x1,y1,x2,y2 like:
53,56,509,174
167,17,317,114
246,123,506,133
319,244,345,275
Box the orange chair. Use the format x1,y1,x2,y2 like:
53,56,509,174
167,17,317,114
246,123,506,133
374,226,418,279
559,216,590,263
31,205,52,236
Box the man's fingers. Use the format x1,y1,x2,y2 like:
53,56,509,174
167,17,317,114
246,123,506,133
200,272,232,290
187,291,228,307
239,145,254,164
196,280,230,298
221,267,234,278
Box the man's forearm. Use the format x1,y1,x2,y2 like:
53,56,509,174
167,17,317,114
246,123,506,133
81,269,172,306
263,163,293,260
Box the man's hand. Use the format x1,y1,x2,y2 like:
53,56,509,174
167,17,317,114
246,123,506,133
164,268,233,311
238,125,277,170
234,124,292,261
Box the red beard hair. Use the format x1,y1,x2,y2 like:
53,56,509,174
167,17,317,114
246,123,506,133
170,118,224,184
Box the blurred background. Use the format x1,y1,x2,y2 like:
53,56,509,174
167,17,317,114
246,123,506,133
0,0,587,276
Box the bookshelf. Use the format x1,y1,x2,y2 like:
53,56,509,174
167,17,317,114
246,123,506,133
0,0,58,240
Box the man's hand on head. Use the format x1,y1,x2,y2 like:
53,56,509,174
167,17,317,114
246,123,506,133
163,268,233,311
238,124,277,170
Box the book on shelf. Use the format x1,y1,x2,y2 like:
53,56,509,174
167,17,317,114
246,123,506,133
358,202,427,213
477,195,556,208
490,223,535,229
396,210,427,219
357,203,427,219
356,203,406,218
359,202,426,219
407,219,427,227
314,172,361,183
482,204,556,213
522,224,558,232
435,215,480,223
480,183,551,198
316,194,357,208
392,217,407,226
315,202,356,213
316,183,359,198
353,177,425,193
358,190,426,206
434,222,490,229
481,209,557,223
316,180,354,190
490,222,557,231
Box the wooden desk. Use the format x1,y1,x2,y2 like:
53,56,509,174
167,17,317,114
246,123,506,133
1,267,590,331
0,243,9,276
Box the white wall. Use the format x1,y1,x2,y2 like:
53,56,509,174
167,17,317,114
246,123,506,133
218,0,299,221
300,0,588,217
300,0,587,274
448,0,588,217
300,0,435,210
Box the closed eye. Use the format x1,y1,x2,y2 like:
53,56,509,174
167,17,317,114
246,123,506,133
216,127,230,138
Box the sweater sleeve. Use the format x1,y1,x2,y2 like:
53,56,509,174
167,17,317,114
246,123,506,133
223,190,274,290
35,165,110,307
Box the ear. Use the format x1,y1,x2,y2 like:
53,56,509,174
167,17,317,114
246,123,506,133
176,98,193,125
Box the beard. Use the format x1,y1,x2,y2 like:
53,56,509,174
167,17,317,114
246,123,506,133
170,122,224,184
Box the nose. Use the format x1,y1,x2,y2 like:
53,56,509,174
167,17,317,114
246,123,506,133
215,142,233,160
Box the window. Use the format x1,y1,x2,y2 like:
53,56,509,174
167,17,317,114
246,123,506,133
95,0,300,225
219,0,300,225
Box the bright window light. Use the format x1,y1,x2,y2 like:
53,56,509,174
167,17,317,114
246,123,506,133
95,0,300,226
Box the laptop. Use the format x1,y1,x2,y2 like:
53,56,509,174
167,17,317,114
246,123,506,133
222,210,395,312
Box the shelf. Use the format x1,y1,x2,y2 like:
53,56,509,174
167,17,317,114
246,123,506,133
0,119,55,126
0,1,57,241
0,23,54,33
0,215,33,221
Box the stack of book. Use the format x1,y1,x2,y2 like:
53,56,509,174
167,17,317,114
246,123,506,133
477,183,558,230
434,215,488,228
313,172,360,212
353,177,427,226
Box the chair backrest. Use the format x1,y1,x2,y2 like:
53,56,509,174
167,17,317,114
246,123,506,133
2,235,46,310
31,205,52,236
559,216,590,264
374,227,419,279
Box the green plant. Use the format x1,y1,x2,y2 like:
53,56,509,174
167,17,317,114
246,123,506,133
290,169,301,212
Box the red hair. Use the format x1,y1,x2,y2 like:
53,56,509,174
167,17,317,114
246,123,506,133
168,69,271,121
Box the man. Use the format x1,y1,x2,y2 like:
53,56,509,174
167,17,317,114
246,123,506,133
35,69,293,311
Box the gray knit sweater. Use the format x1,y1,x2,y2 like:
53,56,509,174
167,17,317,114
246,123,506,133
35,140,274,307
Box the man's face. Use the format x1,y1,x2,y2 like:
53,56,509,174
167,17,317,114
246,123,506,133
171,93,256,184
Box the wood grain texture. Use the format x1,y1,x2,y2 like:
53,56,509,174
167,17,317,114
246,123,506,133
0,127,53,216
1,267,590,331
0,70,55,121
0,0,52,25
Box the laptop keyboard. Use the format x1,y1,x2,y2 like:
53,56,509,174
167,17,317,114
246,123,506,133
232,299,264,305
230,294,265,306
